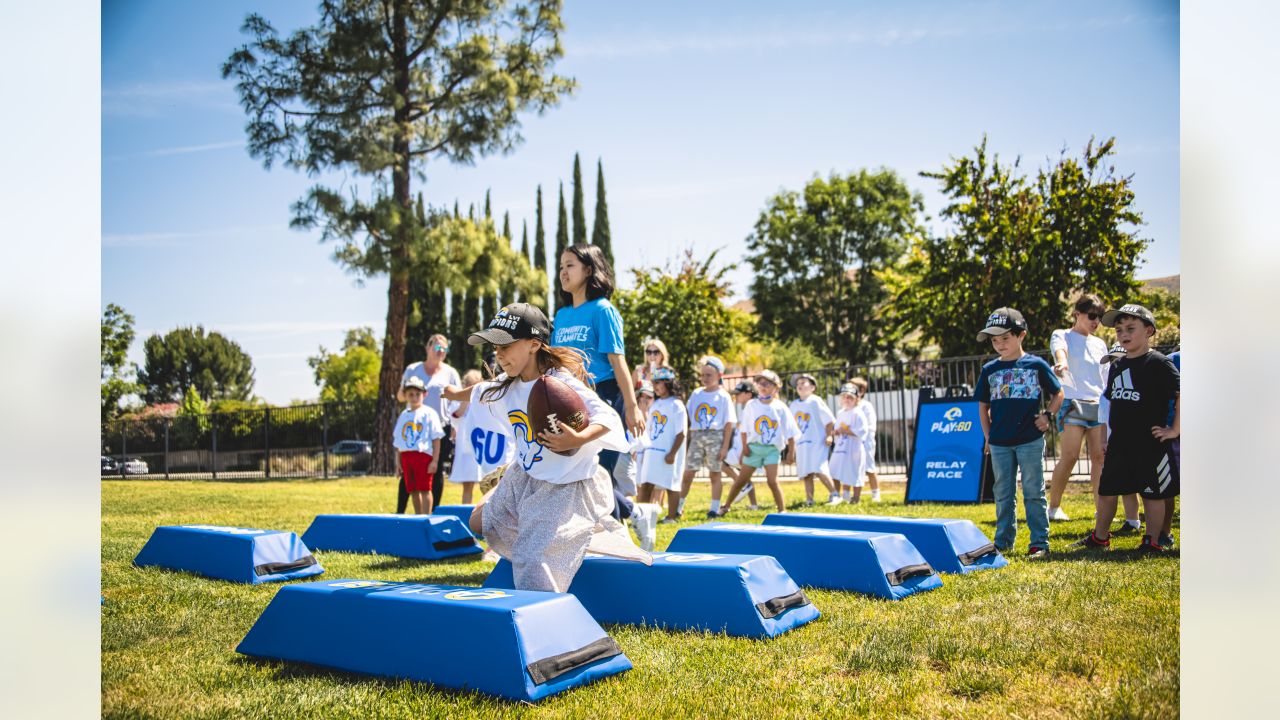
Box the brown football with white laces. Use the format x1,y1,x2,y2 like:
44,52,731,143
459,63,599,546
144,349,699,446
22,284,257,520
527,374,590,456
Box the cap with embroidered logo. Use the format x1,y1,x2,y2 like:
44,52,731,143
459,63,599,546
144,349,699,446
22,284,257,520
652,367,676,382
637,382,656,397
976,307,1027,342
792,373,818,388
1101,303,1157,330
402,375,427,391
732,380,755,396
754,369,782,387
838,382,860,397
1099,343,1127,365
467,303,553,346
699,355,725,375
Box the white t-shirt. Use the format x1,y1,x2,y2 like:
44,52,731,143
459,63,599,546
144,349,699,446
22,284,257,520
449,384,516,483
789,396,835,448
686,387,736,432
392,405,445,453
833,406,867,454
858,400,878,450
401,361,463,424
475,369,628,484
646,396,688,453
1049,329,1108,401
739,398,800,450
726,403,747,464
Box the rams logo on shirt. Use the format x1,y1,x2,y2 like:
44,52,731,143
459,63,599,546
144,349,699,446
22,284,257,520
694,403,717,429
649,411,668,440
754,415,779,444
794,411,811,434
507,410,544,471
400,420,423,444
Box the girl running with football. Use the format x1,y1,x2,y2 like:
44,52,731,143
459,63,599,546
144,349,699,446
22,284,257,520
442,303,651,592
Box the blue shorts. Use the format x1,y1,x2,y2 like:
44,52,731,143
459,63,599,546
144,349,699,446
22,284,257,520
742,442,781,469
1057,401,1103,431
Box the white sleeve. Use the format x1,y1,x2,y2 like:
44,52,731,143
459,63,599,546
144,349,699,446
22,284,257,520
781,406,800,441
1049,330,1068,357
850,409,868,438
427,409,445,442
674,400,688,434
724,392,738,426
561,371,629,452
816,401,836,425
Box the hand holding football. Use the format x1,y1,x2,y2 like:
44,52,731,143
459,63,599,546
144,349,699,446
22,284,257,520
528,374,590,457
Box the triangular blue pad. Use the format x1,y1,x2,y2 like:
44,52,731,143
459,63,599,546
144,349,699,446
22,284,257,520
666,522,943,600
483,552,819,638
433,505,478,537
236,579,632,702
300,514,482,560
133,525,324,584
763,513,1007,574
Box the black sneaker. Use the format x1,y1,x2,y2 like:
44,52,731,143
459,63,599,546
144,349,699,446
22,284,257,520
705,510,720,519
1158,534,1176,549
1136,536,1165,554
1070,531,1111,551
1026,546,1050,560
1111,521,1142,537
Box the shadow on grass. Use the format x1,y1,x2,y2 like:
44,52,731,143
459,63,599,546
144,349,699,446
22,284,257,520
232,656,505,702
1040,548,1181,564
363,554,486,572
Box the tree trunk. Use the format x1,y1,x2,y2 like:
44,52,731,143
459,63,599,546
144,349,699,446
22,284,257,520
372,0,414,475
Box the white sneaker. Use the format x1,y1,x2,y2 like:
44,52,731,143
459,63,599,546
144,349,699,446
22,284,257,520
631,503,660,552
482,550,502,563
1049,507,1071,522
827,496,844,506
870,493,881,503
747,504,760,511
733,481,755,505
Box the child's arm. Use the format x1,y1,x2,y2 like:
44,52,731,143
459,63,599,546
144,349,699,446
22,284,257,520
824,421,835,444
1035,387,1065,433
607,353,645,433
719,422,735,462
1152,393,1180,441
441,383,476,403
428,438,441,474
978,401,992,453
537,421,612,454
666,432,685,464
784,437,796,464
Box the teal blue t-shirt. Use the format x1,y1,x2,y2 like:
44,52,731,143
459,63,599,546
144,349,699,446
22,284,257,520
552,298,626,383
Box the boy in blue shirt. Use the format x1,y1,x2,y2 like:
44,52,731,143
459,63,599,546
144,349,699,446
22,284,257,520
974,308,1064,559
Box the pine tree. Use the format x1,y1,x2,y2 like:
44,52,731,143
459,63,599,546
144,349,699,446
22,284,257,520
555,182,569,310
534,186,548,307
592,158,614,268
572,152,586,245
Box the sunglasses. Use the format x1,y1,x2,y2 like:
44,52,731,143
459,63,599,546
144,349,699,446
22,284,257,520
644,348,661,355
1084,313,1101,321
433,345,449,352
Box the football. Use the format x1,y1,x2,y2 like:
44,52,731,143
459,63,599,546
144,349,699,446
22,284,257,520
527,374,590,456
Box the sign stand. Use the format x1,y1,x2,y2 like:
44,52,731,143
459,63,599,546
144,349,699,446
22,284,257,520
905,386,994,504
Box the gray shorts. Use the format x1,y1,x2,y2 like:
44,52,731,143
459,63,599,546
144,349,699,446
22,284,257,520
482,462,650,592
687,429,725,471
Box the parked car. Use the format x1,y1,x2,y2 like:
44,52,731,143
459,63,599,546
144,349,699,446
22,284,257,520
123,457,149,475
101,455,119,474
329,440,372,456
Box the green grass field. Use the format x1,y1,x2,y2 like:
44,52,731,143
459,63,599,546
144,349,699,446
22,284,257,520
102,477,1178,719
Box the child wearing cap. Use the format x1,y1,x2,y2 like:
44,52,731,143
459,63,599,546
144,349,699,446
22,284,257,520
393,376,445,514
1073,304,1179,553
789,373,837,506
720,369,799,515
1096,343,1144,535
849,377,880,502
830,383,868,504
974,307,1064,559
443,303,650,592
723,380,761,510
637,368,687,521
679,356,738,518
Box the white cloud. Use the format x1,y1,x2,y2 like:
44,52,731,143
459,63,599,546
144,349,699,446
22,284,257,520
101,80,238,117
142,140,245,157
102,224,286,248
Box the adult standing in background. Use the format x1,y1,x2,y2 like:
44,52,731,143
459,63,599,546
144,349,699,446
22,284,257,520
399,333,462,513
552,243,646,521
632,337,672,391
1046,295,1140,532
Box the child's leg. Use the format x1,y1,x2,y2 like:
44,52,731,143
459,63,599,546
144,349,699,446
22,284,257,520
410,491,423,514
461,481,475,504
764,464,785,512
852,485,862,503
867,471,880,498
637,483,654,503
708,470,722,514
802,473,815,502
988,444,1018,549
680,468,696,498
1141,497,1165,544
722,465,755,511
1093,495,1119,540
1160,496,1176,538
420,490,435,515
1120,494,1141,525
667,485,682,519
815,472,834,494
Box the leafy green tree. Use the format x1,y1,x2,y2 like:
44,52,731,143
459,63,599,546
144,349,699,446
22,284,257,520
138,326,255,403
882,137,1147,356
747,169,923,364
534,186,548,304
102,303,142,422
174,384,212,447
554,182,569,310
614,249,752,383
309,327,381,402
571,152,586,245
591,158,614,267
223,0,574,473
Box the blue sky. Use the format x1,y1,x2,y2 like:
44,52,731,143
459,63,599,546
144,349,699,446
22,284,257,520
103,0,1179,404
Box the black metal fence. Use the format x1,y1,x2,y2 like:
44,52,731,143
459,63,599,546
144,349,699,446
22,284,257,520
102,346,1171,481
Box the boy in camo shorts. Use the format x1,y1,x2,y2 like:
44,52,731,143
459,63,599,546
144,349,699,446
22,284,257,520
679,356,738,518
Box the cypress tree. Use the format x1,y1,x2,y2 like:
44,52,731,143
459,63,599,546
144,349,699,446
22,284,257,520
534,186,548,307
464,292,482,369
447,290,464,365
484,189,492,219
453,200,460,218
519,220,531,303
572,153,586,245
497,211,513,308
555,182,569,311
592,158,614,268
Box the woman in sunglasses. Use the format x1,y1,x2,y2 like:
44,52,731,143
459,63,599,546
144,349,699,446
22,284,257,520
1046,294,1139,531
632,338,672,392
398,333,463,513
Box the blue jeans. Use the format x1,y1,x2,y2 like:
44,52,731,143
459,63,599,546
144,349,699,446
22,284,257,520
989,436,1048,550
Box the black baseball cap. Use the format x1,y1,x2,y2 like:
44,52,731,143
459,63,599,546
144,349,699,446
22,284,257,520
976,307,1027,342
467,303,553,346
732,380,755,395
1101,303,1157,329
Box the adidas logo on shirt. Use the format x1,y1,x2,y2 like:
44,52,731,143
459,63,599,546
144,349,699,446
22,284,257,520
1110,368,1140,401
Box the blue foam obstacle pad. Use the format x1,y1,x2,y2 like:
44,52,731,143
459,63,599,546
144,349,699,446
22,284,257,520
236,579,632,702
433,505,478,537
133,525,324,584
762,513,1007,574
666,523,942,600
482,552,819,638
300,514,482,560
